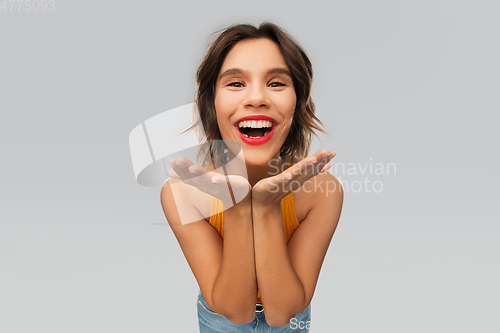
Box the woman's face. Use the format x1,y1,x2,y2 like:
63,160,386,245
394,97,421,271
214,38,296,166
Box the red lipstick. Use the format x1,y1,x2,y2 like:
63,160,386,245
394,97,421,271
235,115,277,124
234,115,278,146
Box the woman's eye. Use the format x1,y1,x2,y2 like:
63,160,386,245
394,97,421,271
227,81,244,87
269,81,286,87
225,81,285,88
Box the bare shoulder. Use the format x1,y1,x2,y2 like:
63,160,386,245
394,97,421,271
160,179,212,225
160,179,189,226
294,171,344,223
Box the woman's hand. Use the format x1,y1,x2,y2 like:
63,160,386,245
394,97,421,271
167,156,251,209
251,149,336,209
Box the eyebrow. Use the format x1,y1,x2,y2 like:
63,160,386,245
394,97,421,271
218,67,291,81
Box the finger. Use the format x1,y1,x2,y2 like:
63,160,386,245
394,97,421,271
168,156,195,181
318,151,336,173
284,155,317,176
168,157,192,180
189,167,229,185
312,149,336,169
311,149,336,162
276,150,336,193
320,162,331,173
171,162,195,181
273,171,292,185
167,168,180,179
211,174,226,184
174,156,194,168
305,156,318,166
301,154,324,174
289,152,330,181
313,158,331,175
326,150,337,160
313,149,331,160
188,164,208,175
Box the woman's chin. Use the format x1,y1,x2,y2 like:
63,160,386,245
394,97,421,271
235,144,282,167
241,154,276,167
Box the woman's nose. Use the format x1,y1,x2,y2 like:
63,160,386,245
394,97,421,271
244,85,269,108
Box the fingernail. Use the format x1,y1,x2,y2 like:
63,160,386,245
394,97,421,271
176,161,185,167
306,158,317,166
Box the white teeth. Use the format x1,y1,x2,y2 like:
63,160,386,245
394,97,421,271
237,120,273,128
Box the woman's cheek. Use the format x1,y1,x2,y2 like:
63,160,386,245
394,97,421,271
288,93,297,115
276,91,296,116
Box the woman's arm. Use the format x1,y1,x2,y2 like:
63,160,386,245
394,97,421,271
252,201,306,326
163,160,258,325
251,151,343,327
211,196,258,324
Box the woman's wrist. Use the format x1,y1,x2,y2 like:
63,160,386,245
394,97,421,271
252,200,282,222
225,192,252,218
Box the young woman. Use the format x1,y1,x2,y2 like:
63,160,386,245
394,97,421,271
161,22,343,332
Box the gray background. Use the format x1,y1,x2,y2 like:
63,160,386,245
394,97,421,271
1,0,499,332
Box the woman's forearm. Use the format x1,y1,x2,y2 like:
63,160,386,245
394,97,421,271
252,202,306,326
211,199,258,324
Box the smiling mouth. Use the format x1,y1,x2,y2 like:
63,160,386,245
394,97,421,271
236,120,274,138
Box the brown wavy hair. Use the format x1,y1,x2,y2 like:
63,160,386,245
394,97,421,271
187,22,327,170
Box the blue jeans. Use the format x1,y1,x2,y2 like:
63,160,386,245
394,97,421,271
197,290,312,332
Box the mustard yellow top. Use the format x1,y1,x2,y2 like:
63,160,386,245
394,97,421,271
208,192,300,304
